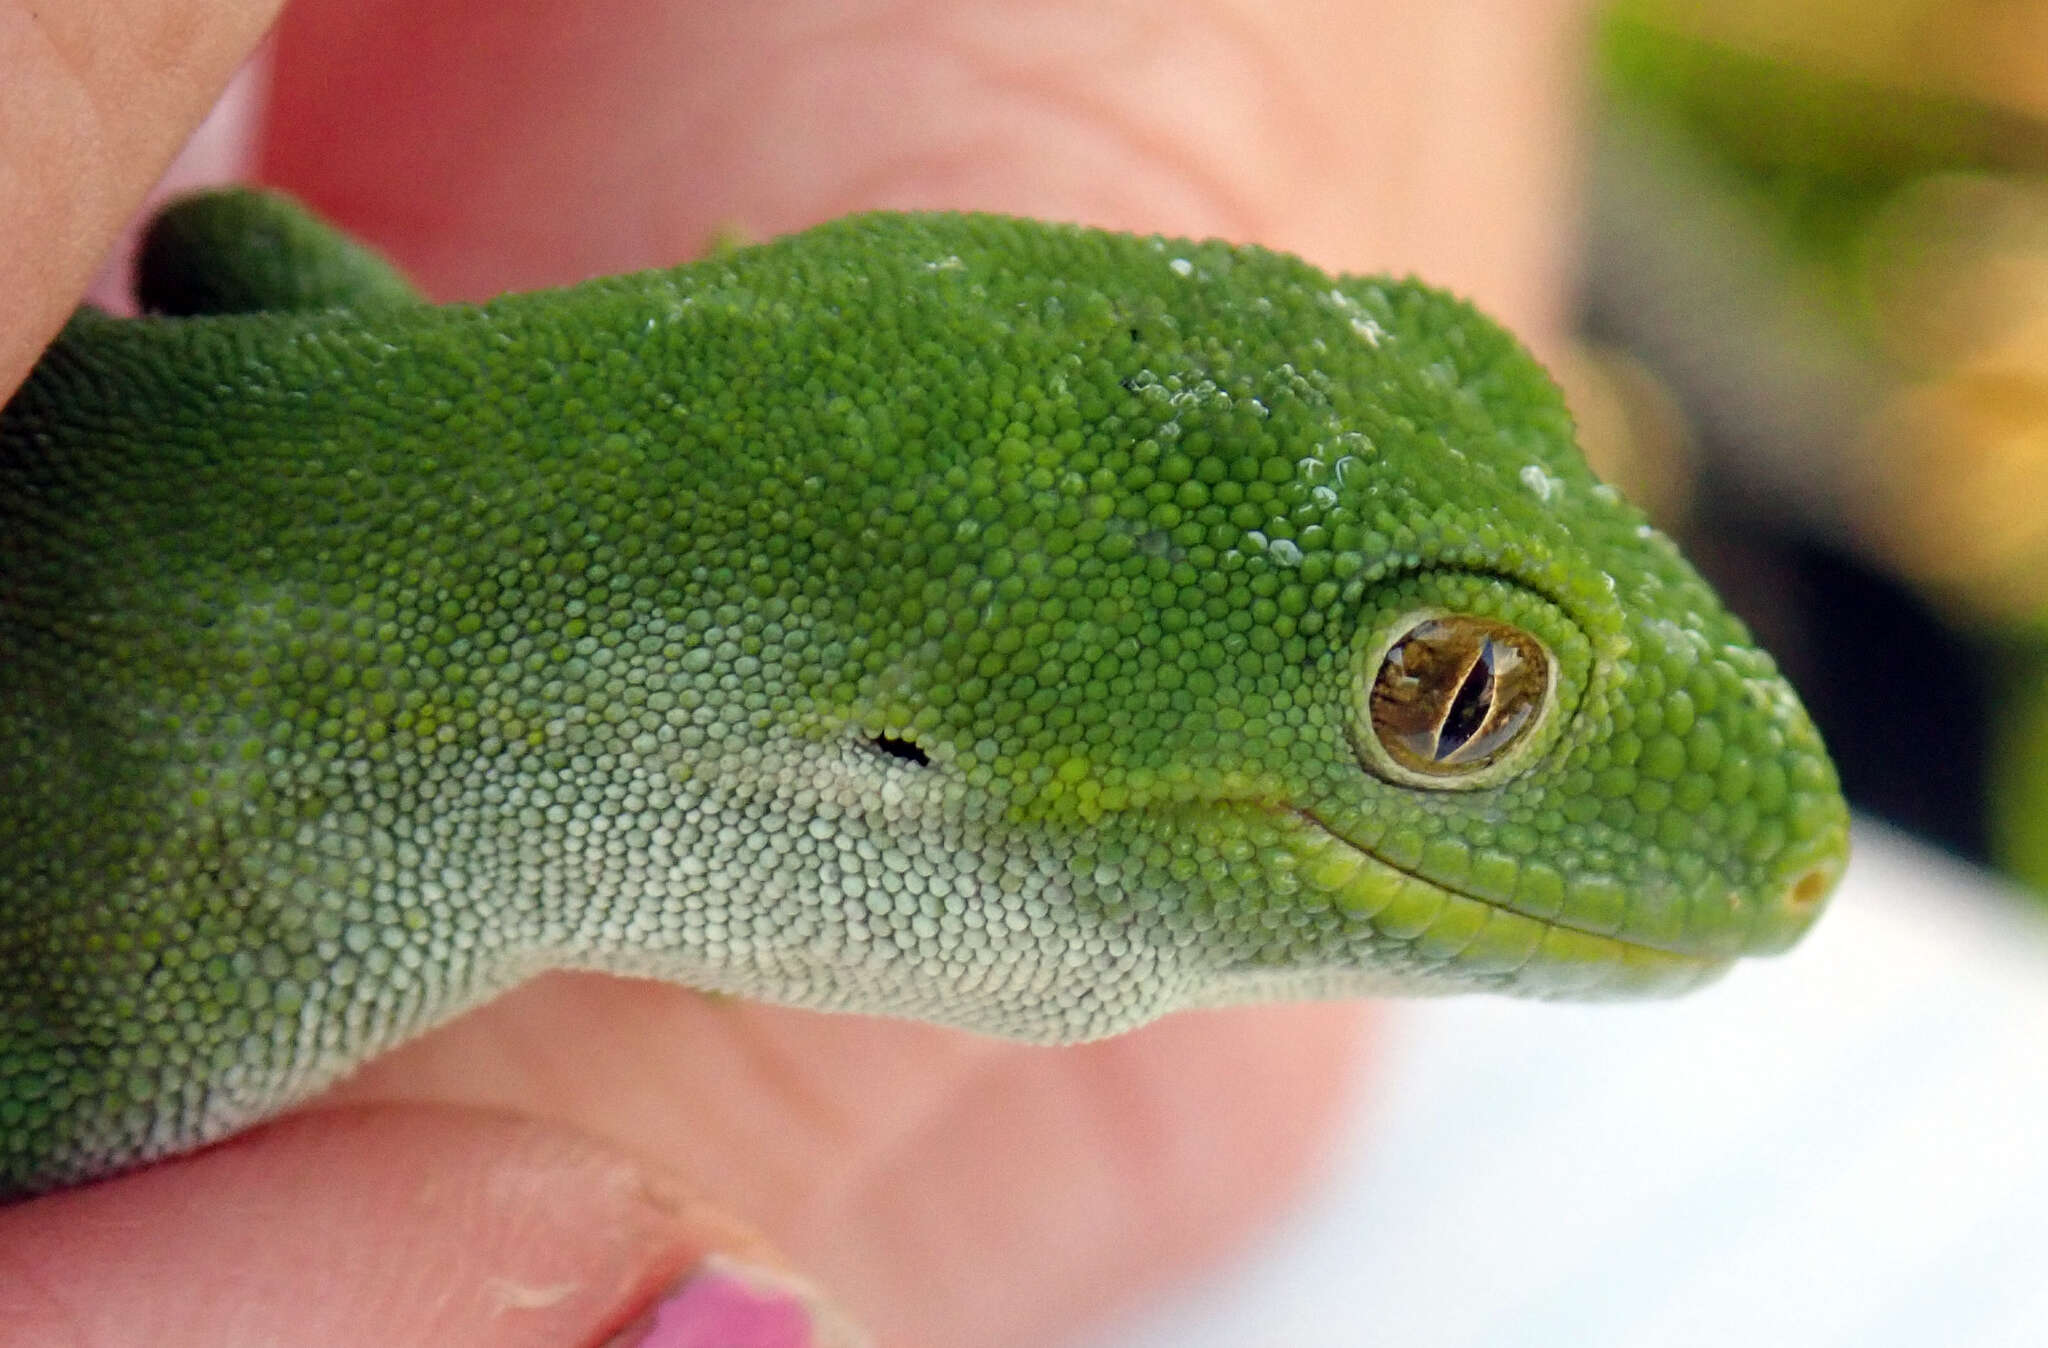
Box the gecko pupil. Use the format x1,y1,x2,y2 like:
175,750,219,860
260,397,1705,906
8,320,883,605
1436,642,1496,759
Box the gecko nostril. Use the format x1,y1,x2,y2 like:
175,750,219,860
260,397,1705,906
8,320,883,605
1787,865,1833,910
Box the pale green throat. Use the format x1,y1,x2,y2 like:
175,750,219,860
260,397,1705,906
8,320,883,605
0,189,1849,1199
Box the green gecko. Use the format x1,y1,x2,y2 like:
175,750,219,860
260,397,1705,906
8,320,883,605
0,189,1848,1200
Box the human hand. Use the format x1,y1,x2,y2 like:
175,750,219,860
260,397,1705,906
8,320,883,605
2,1,1582,1342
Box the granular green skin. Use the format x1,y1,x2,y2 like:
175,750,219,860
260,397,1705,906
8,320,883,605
0,193,1847,1198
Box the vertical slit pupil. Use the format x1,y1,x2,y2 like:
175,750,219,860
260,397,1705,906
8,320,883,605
1436,641,1496,759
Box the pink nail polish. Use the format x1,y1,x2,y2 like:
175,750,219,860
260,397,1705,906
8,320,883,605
605,1255,870,1348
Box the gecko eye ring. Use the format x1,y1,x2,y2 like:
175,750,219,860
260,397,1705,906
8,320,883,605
1361,613,1554,787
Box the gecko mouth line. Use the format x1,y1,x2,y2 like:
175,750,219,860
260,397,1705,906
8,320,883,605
1284,806,1727,966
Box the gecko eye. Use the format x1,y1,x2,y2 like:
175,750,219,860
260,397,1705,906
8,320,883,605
1364,615,1553,784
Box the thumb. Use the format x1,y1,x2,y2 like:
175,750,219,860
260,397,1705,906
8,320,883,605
0,1103,867,1347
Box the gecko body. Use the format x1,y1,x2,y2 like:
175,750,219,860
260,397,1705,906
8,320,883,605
0,191,1847,1197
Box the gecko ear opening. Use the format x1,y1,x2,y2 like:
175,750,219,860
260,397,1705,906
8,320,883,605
1360,613,1554,788
867,734,933,767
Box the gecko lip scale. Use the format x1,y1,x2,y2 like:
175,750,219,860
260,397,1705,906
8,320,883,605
1280,806,1733,994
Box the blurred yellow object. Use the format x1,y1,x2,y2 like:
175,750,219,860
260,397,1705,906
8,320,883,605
1863,351,2048,621
1861,173,2048,373
1857,172,2048,620
1552,342,1698,530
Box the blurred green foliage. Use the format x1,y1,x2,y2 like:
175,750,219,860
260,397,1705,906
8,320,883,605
1589,0,2048,893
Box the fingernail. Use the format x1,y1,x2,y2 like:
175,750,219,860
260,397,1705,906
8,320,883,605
601,1254,872,1348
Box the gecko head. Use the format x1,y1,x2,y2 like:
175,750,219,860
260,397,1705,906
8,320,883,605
1038,244,1853,1004
771,213,1847,1030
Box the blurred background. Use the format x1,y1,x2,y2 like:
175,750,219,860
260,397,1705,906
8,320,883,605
1565,0,2048,896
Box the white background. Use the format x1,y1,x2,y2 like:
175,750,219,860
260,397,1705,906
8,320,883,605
1083,822,2048,1348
